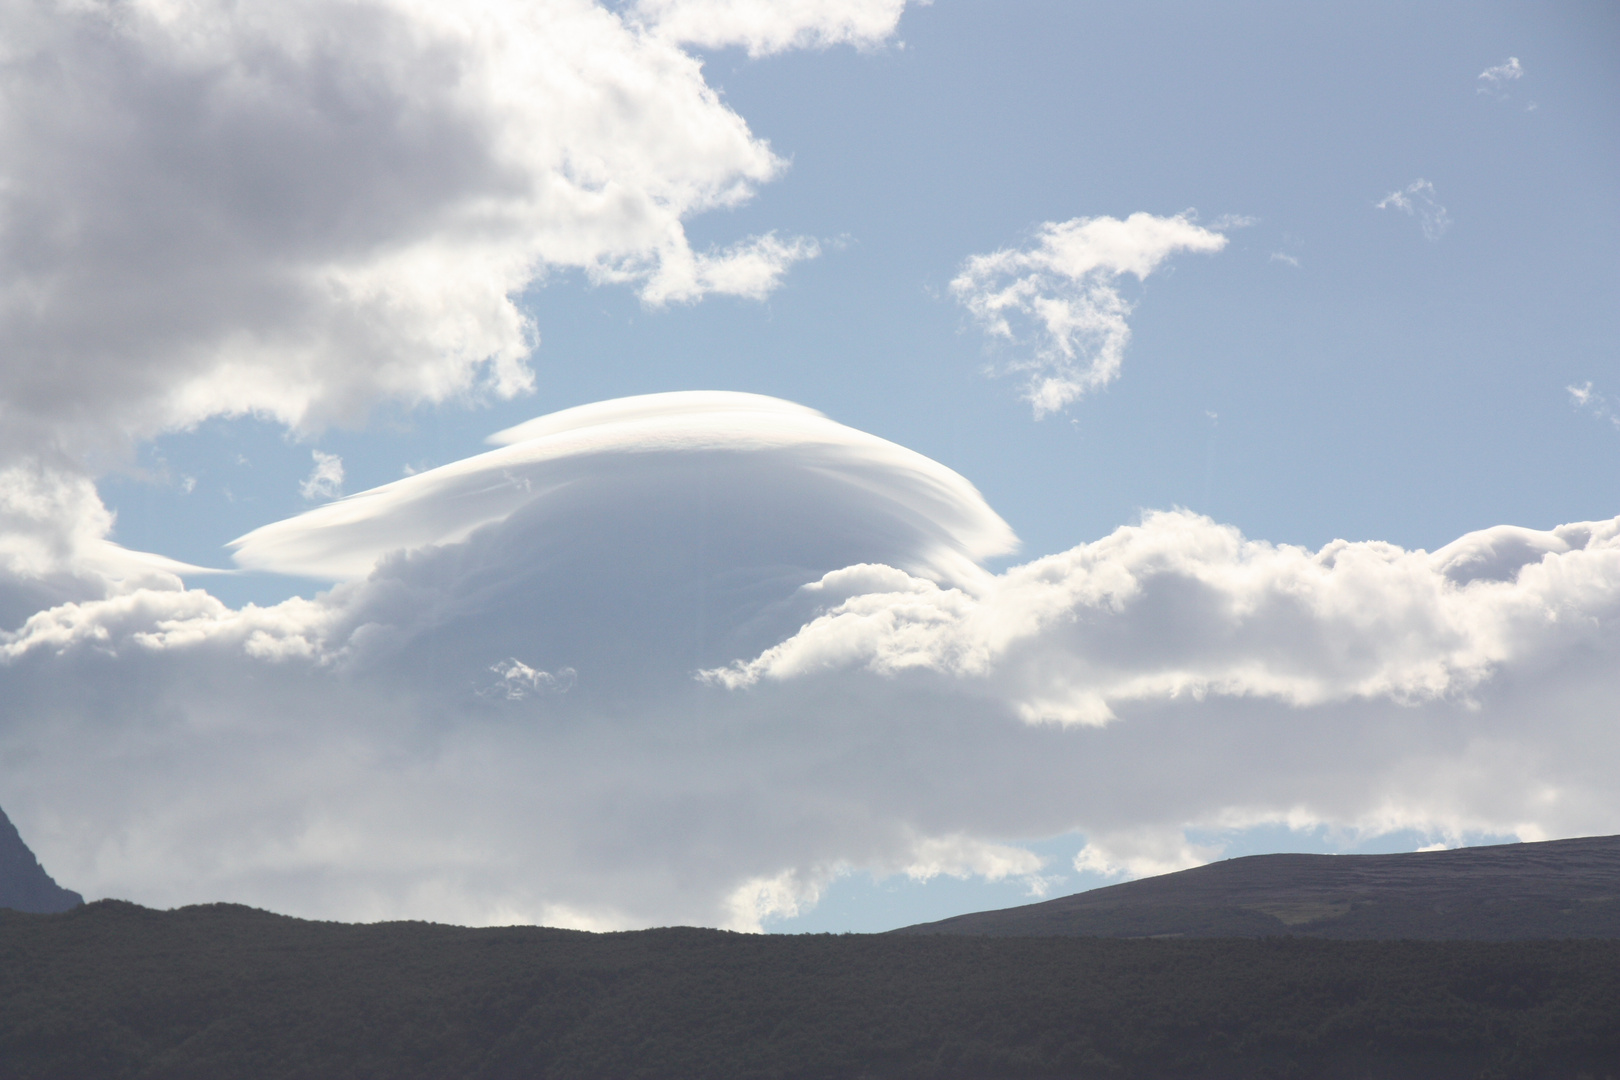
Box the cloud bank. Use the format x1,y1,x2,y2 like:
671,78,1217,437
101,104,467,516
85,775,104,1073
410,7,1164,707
952,213,1229,416
2,393,1616,932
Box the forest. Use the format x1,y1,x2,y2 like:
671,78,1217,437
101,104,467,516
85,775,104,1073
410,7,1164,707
2,900,1617,1079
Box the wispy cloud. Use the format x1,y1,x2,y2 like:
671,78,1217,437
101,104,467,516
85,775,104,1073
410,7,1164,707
1269,252,1301,268
1377,179,1452,240
951,213,1230,416
1569,381,1620,430
298,451,345,502
1477,56,1534,110
481,659,577,701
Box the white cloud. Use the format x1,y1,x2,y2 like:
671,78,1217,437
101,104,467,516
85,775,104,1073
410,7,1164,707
1568,381,1620,429
1478,56,1523,94
0,0,823,467
481,659,577,701
951,213,1230,416
1479,57,1523,84
708,511,1620,721
2,394,1617,931
633,0,914,57
298,451,345,502
229,391,1017,583
1269,252,1301,268
0,460,205,629
1377,179,1452,240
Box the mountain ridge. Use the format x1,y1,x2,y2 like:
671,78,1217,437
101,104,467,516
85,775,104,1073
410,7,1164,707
894,834,1620,939
0,805,83,914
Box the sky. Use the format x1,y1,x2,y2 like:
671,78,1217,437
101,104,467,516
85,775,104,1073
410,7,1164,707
0,0,1616,932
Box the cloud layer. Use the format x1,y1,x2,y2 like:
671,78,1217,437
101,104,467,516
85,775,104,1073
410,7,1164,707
2,393,1616,931
952,213,1229,416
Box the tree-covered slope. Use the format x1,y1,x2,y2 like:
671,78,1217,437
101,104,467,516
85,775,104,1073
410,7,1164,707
2,901,1618,1079
897,834,1620,940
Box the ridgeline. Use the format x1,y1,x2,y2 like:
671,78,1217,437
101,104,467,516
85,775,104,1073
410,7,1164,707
0,807,81,916
895,834,1620,940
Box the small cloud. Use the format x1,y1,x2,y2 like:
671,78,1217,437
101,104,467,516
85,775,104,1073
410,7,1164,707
481,659,577,701
1568,381,1620,429
298,450,345,501
1377,179,1451,240
179,475,197,495
1478,56,1523,93
1207,213,1259,230
1269,252,1301,268
951,211,1230,417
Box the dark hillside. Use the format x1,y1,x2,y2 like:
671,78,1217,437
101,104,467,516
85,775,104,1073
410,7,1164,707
0,806,81,915
2,901,1618,1079
896,834,1620,939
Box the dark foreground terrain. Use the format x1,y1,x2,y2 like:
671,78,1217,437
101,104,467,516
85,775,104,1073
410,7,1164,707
2,901,1618,1080
899,834,1620,939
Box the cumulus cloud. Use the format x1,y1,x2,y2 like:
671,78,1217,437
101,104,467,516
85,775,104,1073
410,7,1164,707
951,213,1229,416
2,393,1617,933
1377,179,1452,240
633,0,913,57
0,0,828,466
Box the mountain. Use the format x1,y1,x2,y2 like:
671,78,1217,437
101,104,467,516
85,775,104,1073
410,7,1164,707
0,805,83,914
895,834,1620,939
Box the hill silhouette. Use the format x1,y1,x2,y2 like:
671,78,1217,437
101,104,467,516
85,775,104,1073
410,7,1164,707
1,900,1617,1079
895,834,1620,939
0,806,82,915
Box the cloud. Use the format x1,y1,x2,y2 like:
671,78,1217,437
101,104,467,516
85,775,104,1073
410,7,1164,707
951,213,1230,416
1478,56,1523,94
481,659,577,701
1568,381,1620,430
2,393,1617,933
0,0,822,467
709,511,1617,721
1377,179,1452,240
1269,252,1301,268
298,451,345,502
1479,57,1523,85
0,460,205,628
632,0,914,57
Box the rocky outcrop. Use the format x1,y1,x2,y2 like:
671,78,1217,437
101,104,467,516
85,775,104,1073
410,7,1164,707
0,805,83,914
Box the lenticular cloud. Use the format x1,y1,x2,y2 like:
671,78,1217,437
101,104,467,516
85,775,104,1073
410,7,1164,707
1,393,1617,932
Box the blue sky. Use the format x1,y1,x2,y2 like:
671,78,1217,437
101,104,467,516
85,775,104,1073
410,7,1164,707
2,0,1617,931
